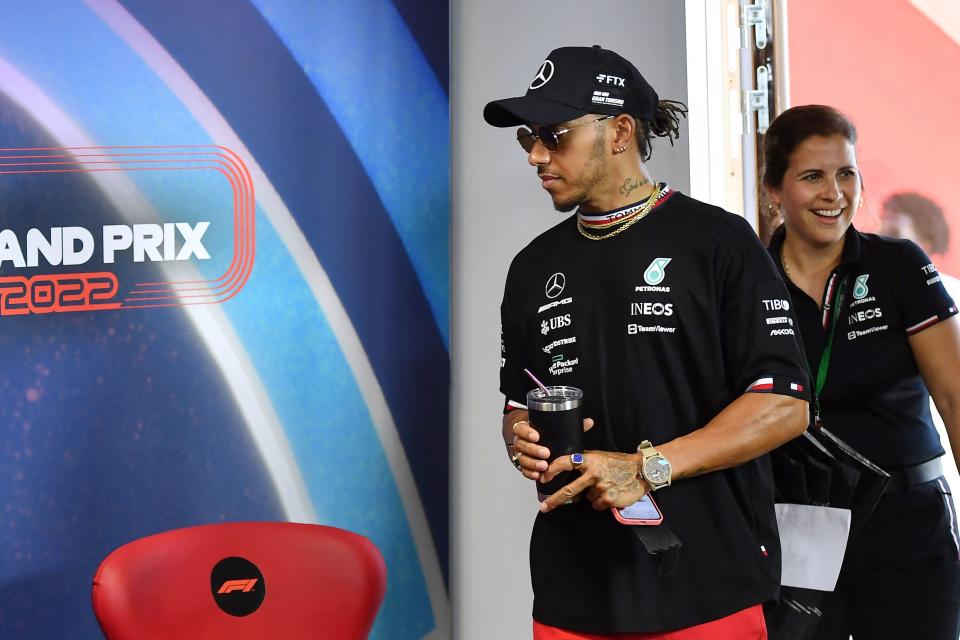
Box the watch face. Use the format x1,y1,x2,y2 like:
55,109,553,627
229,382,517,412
644,456,671,484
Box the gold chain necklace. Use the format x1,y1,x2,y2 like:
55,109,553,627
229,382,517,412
577,184,663,241
581,202,645,229
780,244,794,281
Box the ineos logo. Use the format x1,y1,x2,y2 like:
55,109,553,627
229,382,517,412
529,60,555,90
545,272,565,299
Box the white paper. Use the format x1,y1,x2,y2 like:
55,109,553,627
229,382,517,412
775,503,852,591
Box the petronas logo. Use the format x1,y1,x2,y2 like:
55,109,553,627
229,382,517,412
853,274,870,300
644,258,672,285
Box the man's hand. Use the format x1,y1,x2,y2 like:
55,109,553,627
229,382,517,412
503,411,594,481
506,412,550,481
539,450,649,513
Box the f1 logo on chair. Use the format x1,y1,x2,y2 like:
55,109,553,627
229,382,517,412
211,556,266,617
217,578,259,594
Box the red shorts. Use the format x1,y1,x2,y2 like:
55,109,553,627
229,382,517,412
532,604,767,640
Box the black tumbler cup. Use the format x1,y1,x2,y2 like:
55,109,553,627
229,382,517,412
526,386,584,497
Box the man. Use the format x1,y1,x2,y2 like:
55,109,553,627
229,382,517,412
485,45,810,639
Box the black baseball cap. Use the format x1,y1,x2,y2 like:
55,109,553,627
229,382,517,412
483,45,659,127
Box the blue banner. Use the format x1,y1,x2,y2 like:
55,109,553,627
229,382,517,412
0,1,449,637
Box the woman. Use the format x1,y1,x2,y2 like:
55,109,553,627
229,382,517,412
762,104,960,639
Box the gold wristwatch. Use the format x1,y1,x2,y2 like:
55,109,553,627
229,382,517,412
637,440,672,490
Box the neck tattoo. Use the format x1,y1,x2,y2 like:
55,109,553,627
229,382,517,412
619,177,649,198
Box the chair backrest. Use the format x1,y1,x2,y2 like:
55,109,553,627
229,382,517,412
92,521,386,640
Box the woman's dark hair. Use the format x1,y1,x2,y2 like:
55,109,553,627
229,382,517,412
761,105,857,189
634,100,688,161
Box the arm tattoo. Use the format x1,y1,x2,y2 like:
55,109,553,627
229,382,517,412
610,466,634,484
602,462,639,502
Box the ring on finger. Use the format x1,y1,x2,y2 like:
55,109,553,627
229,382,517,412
570,452,585,468
510,447,523,471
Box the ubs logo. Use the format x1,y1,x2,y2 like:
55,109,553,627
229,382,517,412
541,313,571,335
545,272,566,299
529,60,555,90
211,556,266,617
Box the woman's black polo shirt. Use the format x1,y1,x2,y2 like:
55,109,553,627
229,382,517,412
769,225,956,468
500,191,810,633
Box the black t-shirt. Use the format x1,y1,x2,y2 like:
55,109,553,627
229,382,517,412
500,190,810,633
769,225,957,468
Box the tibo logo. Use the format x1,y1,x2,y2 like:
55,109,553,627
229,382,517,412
217,579,259,594
211,556,266,617
644,258,671,285
853,274,870,300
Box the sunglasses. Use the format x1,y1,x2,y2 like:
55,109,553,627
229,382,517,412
516,115,613,153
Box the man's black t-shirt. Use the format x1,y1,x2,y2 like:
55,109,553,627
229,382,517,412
500,190,810,633
769,225,957,468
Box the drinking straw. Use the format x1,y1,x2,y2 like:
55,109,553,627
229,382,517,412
523,368,549,394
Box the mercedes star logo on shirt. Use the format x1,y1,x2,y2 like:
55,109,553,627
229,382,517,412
545,272,566,298
529,60,555,90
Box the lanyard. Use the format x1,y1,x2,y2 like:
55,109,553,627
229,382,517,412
813,274,847,429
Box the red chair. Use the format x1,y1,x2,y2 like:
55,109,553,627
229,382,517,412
92,522,386,639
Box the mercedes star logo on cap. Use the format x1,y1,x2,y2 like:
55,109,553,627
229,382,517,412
529,60,554,90
545,272,566,298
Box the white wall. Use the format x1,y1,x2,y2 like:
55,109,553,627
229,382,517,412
451,3,691,637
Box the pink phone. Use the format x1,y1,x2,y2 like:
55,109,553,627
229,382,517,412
611,494,663,525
